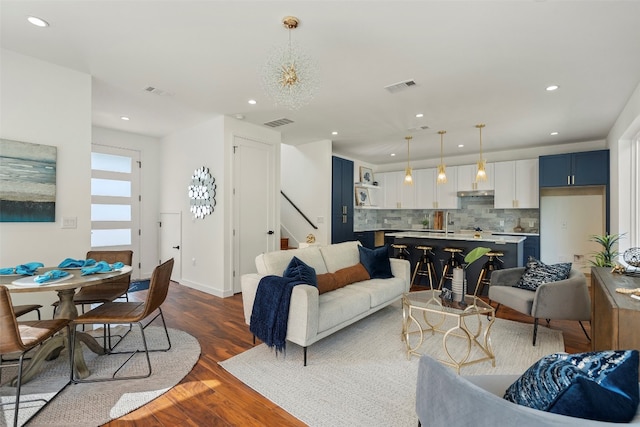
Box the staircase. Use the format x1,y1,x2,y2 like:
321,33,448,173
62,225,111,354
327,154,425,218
280,238,294,250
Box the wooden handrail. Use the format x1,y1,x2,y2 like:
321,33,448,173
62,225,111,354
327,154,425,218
281,191,318,230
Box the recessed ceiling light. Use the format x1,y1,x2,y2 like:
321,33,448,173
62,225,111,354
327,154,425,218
390,153,396,157
248,99,257,105
550,131,559,136
235,114,245,120
458,144,464,148
546,85,559,91
27,16,49,27
120,116,130,121
331,131,338,135
415,113,424,118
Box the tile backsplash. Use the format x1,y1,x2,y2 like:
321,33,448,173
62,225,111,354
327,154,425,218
355,197,539,233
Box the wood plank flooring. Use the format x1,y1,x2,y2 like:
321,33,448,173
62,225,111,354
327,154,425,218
104,282,591,426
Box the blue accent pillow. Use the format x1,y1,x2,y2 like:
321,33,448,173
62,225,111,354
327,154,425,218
283,256,317,286
514,257,572,291
358,245,393,279
504,350,639,423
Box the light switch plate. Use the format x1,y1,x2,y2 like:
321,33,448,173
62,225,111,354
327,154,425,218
61,216,77,229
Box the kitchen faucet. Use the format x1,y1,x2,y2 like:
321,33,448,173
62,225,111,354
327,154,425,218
445,211,451,234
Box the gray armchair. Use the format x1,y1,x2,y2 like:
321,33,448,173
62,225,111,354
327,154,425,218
487,267,591,345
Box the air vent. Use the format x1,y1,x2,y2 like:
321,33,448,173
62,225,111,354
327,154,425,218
143,86,173,96
384,79,417,93
408,125,430,132
264,118,294,128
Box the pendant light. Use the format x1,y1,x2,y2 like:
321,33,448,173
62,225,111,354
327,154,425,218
404,136,413,185
475,124,487,182
437,130,447,184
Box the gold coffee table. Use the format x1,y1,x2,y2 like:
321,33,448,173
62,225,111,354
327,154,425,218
402,289,495,373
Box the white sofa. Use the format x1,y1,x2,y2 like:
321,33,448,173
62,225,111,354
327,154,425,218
241,241,410,364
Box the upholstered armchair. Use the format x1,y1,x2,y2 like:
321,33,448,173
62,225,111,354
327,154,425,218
488,267,591,345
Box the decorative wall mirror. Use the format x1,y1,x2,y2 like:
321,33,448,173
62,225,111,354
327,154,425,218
188,166,216,219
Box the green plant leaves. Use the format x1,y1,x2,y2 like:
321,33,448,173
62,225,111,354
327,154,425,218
464,246,491,266
589,233,626,267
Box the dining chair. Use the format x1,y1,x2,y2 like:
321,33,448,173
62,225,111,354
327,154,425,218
12,304,42,319
70,258,174,383
0,286,71,427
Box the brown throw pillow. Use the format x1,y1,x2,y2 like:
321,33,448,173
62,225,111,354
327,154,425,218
316,273,338,294
316,264,371,294
333,263,371,288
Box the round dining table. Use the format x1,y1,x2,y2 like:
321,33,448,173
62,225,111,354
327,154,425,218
2,265,133,384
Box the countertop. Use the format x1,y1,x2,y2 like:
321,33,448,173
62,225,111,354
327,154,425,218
385,231,527,244
355,228,538,237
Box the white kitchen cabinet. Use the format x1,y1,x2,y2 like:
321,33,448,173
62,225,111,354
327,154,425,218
415,167,459,210
378,171,415,209
494,159,539,208
456,163,494,192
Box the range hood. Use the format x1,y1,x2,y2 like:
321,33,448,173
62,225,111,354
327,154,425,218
456,189,495,197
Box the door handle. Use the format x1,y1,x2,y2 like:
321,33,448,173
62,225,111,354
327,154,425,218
172,245,180,250
267,230,275,235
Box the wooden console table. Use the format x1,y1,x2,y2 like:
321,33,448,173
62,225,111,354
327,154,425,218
591,267,640,360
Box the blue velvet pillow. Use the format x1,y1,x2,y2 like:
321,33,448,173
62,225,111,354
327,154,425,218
358,245,393,279
283,256,317,286
504,350,639,423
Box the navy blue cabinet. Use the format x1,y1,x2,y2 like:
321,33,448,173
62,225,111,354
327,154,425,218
331,156,354,244
539,150,609,187
354,231,375,249
523,235,540,261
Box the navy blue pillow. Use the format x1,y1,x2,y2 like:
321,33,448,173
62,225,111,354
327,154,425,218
504,350,639,423
283,256,317,286
358,245,393,279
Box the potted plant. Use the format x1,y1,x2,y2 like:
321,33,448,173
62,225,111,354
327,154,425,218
589,233,625,267
445,246,491,304
422,217,430,229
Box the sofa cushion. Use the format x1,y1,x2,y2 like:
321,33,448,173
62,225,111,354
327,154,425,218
320,241,361,272
514,257,572,291
283,256,317,286
259,246,328,276
317,286,371,332
349,277,406,307
504,350,640,423
316,273,338,294
358,245,393,279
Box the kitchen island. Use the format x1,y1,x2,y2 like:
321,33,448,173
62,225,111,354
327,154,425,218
385,231,527,296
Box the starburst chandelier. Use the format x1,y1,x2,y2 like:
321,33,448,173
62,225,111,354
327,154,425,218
261,16,319,110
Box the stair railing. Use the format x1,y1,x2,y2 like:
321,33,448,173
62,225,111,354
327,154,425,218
281,191,318,230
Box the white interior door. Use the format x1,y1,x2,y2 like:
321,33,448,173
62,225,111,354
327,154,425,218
233,137,277,293
159,212,182,282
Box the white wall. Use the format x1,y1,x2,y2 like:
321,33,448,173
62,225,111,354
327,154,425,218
0,49,91,314
607,80,640,251
281,140,332,246
160,115,280,297
92,126,161,278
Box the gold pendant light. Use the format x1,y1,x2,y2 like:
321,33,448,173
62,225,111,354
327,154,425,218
404,135,413,185
475,124,487,182
437,130,447,184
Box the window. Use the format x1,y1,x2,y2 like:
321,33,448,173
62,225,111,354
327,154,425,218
90,146,140,251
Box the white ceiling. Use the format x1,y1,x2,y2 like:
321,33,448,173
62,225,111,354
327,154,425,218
2,1,640,165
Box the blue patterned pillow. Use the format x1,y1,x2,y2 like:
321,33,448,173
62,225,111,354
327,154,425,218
513,257,572,291
358,245,393,279
283,256,317,286
504,350,639,422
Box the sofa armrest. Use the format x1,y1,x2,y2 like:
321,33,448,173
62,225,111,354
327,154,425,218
532,270,591,320
390,258,411,292
489,267,526,287
240,273,320,346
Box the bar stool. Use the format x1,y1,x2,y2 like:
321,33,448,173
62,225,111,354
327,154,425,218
391,244,410,260
437,247,463,290
411,246,438,288
474,250,504,296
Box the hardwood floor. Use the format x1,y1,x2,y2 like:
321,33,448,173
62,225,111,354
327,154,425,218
105,282,591,426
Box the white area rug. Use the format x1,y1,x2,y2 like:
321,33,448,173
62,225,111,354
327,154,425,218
220,301,564,427
0,326,200,427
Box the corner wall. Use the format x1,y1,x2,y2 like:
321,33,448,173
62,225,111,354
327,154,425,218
0,49,91,311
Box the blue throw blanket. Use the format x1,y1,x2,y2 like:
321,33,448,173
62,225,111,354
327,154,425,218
250,275,305,353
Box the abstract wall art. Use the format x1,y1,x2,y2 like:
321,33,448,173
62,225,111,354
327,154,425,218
0,139,57,222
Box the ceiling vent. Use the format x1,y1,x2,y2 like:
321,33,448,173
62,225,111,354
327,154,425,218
264,118,294,128
143,86,173,96
384,79,417,94
408,125,430,132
